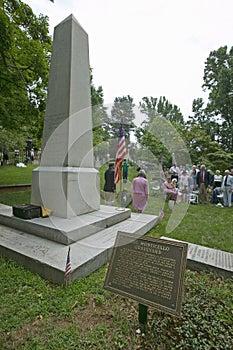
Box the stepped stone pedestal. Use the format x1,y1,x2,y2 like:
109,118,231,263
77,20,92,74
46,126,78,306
0,204,158,284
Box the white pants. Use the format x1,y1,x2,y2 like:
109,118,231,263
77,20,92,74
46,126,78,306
223,187,232,207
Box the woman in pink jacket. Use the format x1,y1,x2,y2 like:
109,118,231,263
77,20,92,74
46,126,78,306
163,177,178,201
131,170,149,212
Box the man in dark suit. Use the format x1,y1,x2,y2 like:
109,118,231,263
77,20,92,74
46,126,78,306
103,162,116,205
196,164,212,204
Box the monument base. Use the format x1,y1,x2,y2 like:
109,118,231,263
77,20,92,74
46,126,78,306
0,203,158,284
31,166,100,218
0,204,131,245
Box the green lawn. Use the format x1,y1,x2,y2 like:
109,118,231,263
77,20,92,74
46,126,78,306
0,165,232,349
0,164,38,185
149,202,233,253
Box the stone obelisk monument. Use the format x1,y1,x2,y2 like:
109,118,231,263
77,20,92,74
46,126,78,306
31,15,100,218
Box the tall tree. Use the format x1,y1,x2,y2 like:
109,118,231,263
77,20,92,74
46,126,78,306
180,123,233,170
135,96,185,165
0,0,51,143
110,95,135,140
134,126,171,165
90,69,110,147
187,97,220,142
139,96,184,125
203,46,233,152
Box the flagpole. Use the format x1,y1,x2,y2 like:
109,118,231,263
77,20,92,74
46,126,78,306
119,116,124,196
118,161,125,209
119,117,124,209
65,275,68,287
120,161,123,193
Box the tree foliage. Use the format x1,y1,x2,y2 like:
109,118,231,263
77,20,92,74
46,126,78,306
187,98,220,142
0,0,51,146
134,127,171,165
139,96,184,125
134,96,185,165
110,95,136,140
91,69,110,147
182,46,233,169
203,46,233,152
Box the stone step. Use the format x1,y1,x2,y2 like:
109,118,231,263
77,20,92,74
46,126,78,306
0,204,131,245
161,236,233,279
0,211,158,284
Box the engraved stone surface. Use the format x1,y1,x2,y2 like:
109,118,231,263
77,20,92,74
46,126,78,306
161,236,233,279
104,232,188,316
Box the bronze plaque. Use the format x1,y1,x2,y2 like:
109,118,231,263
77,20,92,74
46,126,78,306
104,232,188,316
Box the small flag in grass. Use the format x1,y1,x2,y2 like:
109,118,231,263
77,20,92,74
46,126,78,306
65,247,72,278
159,209,164,219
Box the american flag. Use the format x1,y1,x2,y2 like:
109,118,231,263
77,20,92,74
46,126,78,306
65,247,72,278
114,122,127,184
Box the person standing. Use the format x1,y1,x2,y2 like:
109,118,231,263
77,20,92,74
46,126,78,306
211,170,223,204
231,168,233,203
196,164,212,204
103,162,116,205
131,169,149,212
122,159,129,183
137,166,147,178
179,170,190,202
189,165,198,191
3,152,8,165
169,162,180,184
221,170,233,207
30,149,35,163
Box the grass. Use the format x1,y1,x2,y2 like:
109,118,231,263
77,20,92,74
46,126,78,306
0,259,232,349
0,165,232,349
149,203,233,253
0,164,38,185
0,190,31,206
0,164,36,205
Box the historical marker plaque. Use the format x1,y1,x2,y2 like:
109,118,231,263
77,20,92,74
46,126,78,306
104,232,188,316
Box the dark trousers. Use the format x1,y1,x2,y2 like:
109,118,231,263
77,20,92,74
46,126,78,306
199,183,208,203
211,188,220,204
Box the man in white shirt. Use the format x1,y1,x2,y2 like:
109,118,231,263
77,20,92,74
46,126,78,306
169,162,180,184
221,170,233,207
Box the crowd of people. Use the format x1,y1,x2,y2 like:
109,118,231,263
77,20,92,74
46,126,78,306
161,163,233,208
103,160,233,212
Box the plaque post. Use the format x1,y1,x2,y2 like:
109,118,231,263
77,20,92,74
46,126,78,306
138,303,148,326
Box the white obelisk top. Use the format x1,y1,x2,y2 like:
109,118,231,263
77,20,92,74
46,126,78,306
41,14,94,168
56,14,88,36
